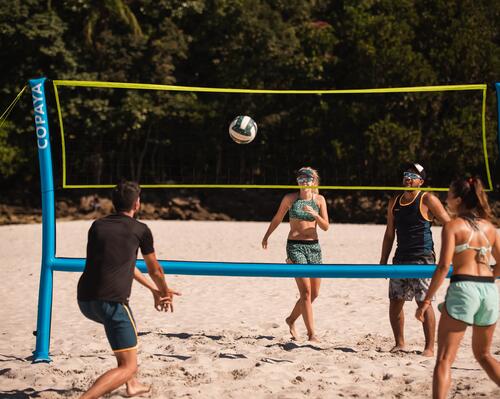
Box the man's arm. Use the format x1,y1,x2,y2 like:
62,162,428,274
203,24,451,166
134,267,170,311
379,198,396,264
143,252,169,296
424,193,451,225
134,266,158,292
143,252,180,311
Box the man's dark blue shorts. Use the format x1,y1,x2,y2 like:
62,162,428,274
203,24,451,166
78,300,137,352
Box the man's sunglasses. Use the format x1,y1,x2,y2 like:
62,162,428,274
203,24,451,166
403,171,422,180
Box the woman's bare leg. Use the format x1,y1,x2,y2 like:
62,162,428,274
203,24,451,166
285,258,300,340
294,277,315,339
472,323,500,385
307,278,321,341
433,308,467,399
286,276,315,341
286,301,301,341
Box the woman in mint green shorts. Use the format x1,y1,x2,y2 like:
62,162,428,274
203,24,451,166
262,167,329,342
416,177,500,398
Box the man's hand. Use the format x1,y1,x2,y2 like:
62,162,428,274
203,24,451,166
415,301,430,322
152,290,171,312
162,289,181,312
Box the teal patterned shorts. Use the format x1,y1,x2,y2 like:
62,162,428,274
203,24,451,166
286,240,322,264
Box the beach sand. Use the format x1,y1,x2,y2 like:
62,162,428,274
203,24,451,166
0,220,498,398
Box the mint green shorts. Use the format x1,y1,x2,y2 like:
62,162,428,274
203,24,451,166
439,280,499,326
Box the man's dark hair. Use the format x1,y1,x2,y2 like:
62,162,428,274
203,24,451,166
112,181,141,212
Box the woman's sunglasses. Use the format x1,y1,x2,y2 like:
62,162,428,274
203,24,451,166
297,176,314,183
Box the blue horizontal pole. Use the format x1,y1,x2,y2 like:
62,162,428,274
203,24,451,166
51,257,451,279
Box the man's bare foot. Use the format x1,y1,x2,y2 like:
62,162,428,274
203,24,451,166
421,348,434,357
308,334,320,343
126,379,151,397
389,345,406,353
285,317,298,340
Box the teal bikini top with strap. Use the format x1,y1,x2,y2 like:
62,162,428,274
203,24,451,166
289,196,319,222
454,217,492,263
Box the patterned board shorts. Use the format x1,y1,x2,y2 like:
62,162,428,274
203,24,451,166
389,255,435,302
286,240,322,264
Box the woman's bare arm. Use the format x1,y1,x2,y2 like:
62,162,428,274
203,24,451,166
492,230,500,278
262,194,293,249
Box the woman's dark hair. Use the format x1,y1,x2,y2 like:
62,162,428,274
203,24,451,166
449,177,493,221
112,180,141,212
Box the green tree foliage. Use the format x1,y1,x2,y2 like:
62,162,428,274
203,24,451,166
0,0,498,197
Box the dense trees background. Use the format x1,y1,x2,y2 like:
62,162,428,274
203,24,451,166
0,0,499,219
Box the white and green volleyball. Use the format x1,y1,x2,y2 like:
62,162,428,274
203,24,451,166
228,115,258,144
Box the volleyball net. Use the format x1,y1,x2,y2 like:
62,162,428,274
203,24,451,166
29,77,499,362
52,79,494,191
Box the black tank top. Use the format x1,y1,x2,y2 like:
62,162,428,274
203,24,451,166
392,191,433,259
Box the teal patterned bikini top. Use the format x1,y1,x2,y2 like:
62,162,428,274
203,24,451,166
289,197,319,221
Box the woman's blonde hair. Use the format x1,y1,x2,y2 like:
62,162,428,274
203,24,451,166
297,166,320,194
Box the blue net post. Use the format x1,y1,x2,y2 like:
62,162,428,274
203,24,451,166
29,78,56,363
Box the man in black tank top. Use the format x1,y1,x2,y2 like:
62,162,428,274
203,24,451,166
380,163,450,357
77,181,179,398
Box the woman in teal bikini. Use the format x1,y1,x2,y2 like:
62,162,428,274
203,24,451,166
262,167,329,342
416,177,500,398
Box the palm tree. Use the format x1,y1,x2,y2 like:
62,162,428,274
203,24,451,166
84,0,143,46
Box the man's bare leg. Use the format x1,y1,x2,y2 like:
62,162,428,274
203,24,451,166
81,349,142,399
418,300,436,357
389,299,406,352
126,377,151,397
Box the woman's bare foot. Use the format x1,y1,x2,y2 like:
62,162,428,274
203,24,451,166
126,378,151,397
421,348,434,357
389,345,406,353
285,317,298,340
308,334,320,343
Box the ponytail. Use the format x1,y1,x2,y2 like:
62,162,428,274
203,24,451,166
450,177,494,221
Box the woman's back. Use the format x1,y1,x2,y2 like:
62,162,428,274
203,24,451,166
451,216,497,277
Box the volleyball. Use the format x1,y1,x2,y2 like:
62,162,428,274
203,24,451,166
228,115,258,144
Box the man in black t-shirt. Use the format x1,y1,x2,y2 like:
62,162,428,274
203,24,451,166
78,181,178,398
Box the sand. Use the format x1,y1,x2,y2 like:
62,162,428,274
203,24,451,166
0,220,498,398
